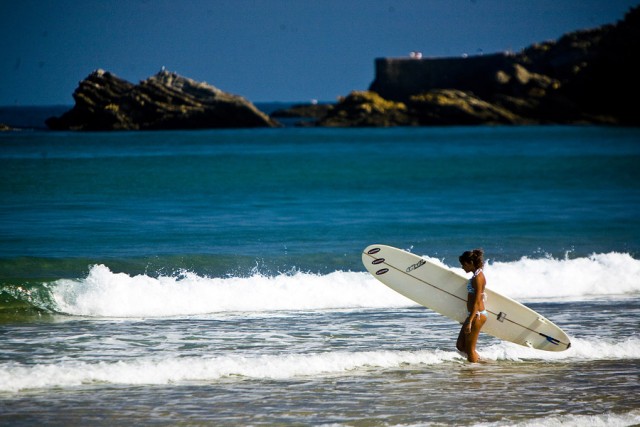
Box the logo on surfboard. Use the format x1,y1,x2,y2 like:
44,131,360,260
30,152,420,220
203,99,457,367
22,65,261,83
406,259,426,273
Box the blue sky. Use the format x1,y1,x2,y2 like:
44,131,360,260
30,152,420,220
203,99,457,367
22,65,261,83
1,0,637,105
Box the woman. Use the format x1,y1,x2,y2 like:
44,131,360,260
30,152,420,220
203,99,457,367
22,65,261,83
456,249,487,363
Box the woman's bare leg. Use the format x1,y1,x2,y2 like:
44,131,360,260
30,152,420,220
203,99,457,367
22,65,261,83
456,322,468,353
465,314,487,363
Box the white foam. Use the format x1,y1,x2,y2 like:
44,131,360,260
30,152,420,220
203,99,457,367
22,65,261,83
50,265,412,317
2,336,638,393
478,252,640,300
479,336,640,362
0,349,459,393
48,252,640,317
473,410,640,427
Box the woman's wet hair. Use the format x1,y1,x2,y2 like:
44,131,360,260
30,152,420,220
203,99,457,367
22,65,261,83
459,249,484,269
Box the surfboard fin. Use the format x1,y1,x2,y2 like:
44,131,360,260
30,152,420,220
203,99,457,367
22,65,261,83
539,333,561,345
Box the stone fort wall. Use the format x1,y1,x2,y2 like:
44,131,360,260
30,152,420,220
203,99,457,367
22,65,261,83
369,53,515,101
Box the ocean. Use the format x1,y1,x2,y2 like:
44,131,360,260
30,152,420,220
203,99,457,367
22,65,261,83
1,121,639,426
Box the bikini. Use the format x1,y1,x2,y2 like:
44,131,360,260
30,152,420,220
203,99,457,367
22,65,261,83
467,268,488,317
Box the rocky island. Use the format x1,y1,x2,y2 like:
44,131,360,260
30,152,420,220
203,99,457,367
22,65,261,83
47,70,279,130
281,5,639,127
48,6,638,130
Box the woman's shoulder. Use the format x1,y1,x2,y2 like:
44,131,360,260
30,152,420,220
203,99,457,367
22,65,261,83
473,269,486,285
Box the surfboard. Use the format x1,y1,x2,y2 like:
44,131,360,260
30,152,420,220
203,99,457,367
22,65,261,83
362,244,571,351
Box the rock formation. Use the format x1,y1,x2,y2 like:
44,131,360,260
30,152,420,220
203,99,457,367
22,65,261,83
408,90,524,125
299,6,639,127
316,91,414,127
270,103,334,126
45,6,638,129
370,7,640,125
47,70,279,130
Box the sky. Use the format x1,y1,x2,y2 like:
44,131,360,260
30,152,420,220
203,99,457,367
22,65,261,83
1,0,638,105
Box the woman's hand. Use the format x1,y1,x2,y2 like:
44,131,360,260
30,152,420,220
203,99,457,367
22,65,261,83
465,317,473,334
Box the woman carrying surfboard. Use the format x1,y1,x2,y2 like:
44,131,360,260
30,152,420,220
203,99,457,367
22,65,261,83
457,249,487,363
363,244,570,353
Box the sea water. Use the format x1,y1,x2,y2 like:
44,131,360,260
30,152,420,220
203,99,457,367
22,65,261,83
1,125,639,426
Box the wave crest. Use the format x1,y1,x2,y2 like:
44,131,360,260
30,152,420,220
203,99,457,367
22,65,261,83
3,252,638,318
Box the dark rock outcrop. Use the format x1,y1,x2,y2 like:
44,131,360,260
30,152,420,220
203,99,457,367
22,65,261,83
358,6,640,126
316,91,415,127
271,103,333,120
47,70,279,130
408,90,525,125
271,103,334,126
310,89,525,127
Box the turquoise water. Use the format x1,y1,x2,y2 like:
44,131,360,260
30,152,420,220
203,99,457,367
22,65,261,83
1,126,639,426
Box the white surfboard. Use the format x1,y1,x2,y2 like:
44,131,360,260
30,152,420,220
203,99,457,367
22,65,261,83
362,244,571,351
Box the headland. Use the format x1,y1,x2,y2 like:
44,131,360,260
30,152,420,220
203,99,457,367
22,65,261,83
42,5,639,130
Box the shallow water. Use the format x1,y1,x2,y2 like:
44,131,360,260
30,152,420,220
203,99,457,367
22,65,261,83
1,126,639,425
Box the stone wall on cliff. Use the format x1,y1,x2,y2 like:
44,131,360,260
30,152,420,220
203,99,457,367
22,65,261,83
366,6,639,126
370,53,515,102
